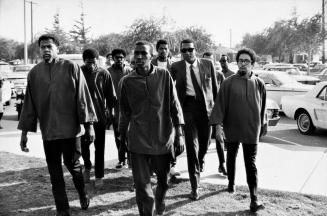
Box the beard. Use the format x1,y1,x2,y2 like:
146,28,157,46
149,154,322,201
238,70,247,76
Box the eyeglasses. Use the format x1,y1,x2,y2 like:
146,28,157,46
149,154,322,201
181,48,195,53
238,59,251,65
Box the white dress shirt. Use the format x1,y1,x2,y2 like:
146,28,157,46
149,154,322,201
185,59,201,96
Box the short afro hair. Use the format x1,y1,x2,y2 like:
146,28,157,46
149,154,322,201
38,34,60,47
111,49,127,58
236,48,256,65
156,39,168,50
180,39,195,48
82,48,99,61
135,41,154,55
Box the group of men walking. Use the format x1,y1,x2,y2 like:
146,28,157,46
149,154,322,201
18,33,266,216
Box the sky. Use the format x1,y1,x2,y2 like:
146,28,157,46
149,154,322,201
0,0,322,47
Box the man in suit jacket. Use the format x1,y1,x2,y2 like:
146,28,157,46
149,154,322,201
171,39,218,200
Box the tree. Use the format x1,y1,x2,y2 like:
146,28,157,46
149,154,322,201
46,12,79,54
0,37,19,61
89,33,124,56
120,17,164,51
69,2,91,52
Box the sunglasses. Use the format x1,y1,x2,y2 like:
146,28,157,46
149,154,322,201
181,48,195,53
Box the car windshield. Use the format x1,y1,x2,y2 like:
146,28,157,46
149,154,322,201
268,67,301,75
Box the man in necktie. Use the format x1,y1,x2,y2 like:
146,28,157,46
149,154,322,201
171,39,218,200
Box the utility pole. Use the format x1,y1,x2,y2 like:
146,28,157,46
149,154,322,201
322,0,326,64
229,28,232,49
26,1,37,44
27,1,36,63
23,0,28,64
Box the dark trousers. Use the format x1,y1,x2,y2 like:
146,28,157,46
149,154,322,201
183,97,211,191
43,137,86,211
131,152,171,216
113,117,128,163
212,126,226,165
81,123,106,178
226,142,258,202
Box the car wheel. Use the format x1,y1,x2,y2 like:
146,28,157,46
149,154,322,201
296,111,315,135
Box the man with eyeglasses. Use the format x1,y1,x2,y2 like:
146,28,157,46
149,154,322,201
81,48,116,188
119,41,184,215
108,48,132,169
171,39,218,200
219,54,235,78
209,48,266,212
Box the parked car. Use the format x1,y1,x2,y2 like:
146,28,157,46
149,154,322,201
58,54,107,68
281,81,327,135
0,61,13,78
254,70,313,108
7,64,34,97
260,98,280,136
263,64,320,85
1,78,12,105
292,63,308,72
312,68,327,82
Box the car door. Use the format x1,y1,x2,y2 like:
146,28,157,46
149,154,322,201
314,85,327,128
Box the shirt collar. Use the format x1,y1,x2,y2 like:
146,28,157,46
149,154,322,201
185,58,198,68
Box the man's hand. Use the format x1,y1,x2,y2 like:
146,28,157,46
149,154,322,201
215,125,225,143
20,131,29,152
174,134,185,156
119,131,128,152
84,123,95,143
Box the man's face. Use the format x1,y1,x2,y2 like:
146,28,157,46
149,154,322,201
84,58,97,71
181,42,196,64
39,39,58,63
237,53,253,76
157,44,169,60
134,44,152,69
113,53,125,66
219,56,229,70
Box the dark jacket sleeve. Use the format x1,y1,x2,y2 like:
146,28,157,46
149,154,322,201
168,71,184,126
17,71,37,132
118,77,131,134
104,69,117,109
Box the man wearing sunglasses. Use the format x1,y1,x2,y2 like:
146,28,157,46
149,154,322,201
219,54,235,78
171,39,218,200
209,48,266,213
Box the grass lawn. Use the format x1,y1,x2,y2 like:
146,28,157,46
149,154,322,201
0,151,326,216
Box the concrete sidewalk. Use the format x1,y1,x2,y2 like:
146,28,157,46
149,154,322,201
1,129,326,197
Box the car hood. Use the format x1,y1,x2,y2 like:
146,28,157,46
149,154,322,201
292,75,320,81
281,83,314,91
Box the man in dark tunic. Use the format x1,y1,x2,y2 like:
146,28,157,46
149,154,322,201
209,48,266,213
119,41,184,215
18,34,97,216
81,48,116,187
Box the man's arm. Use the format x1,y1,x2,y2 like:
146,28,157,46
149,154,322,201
118,77,131,146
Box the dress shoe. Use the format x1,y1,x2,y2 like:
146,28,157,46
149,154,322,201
250,201,265,212
80,194,90,210
189,190,199,201
95,178,104,188
170,167,180,176
227,184,235,193
56,209,71,216
218,165,227,176
155,201,165,215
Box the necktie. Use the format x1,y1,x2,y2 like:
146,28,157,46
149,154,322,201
190,65,202,100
